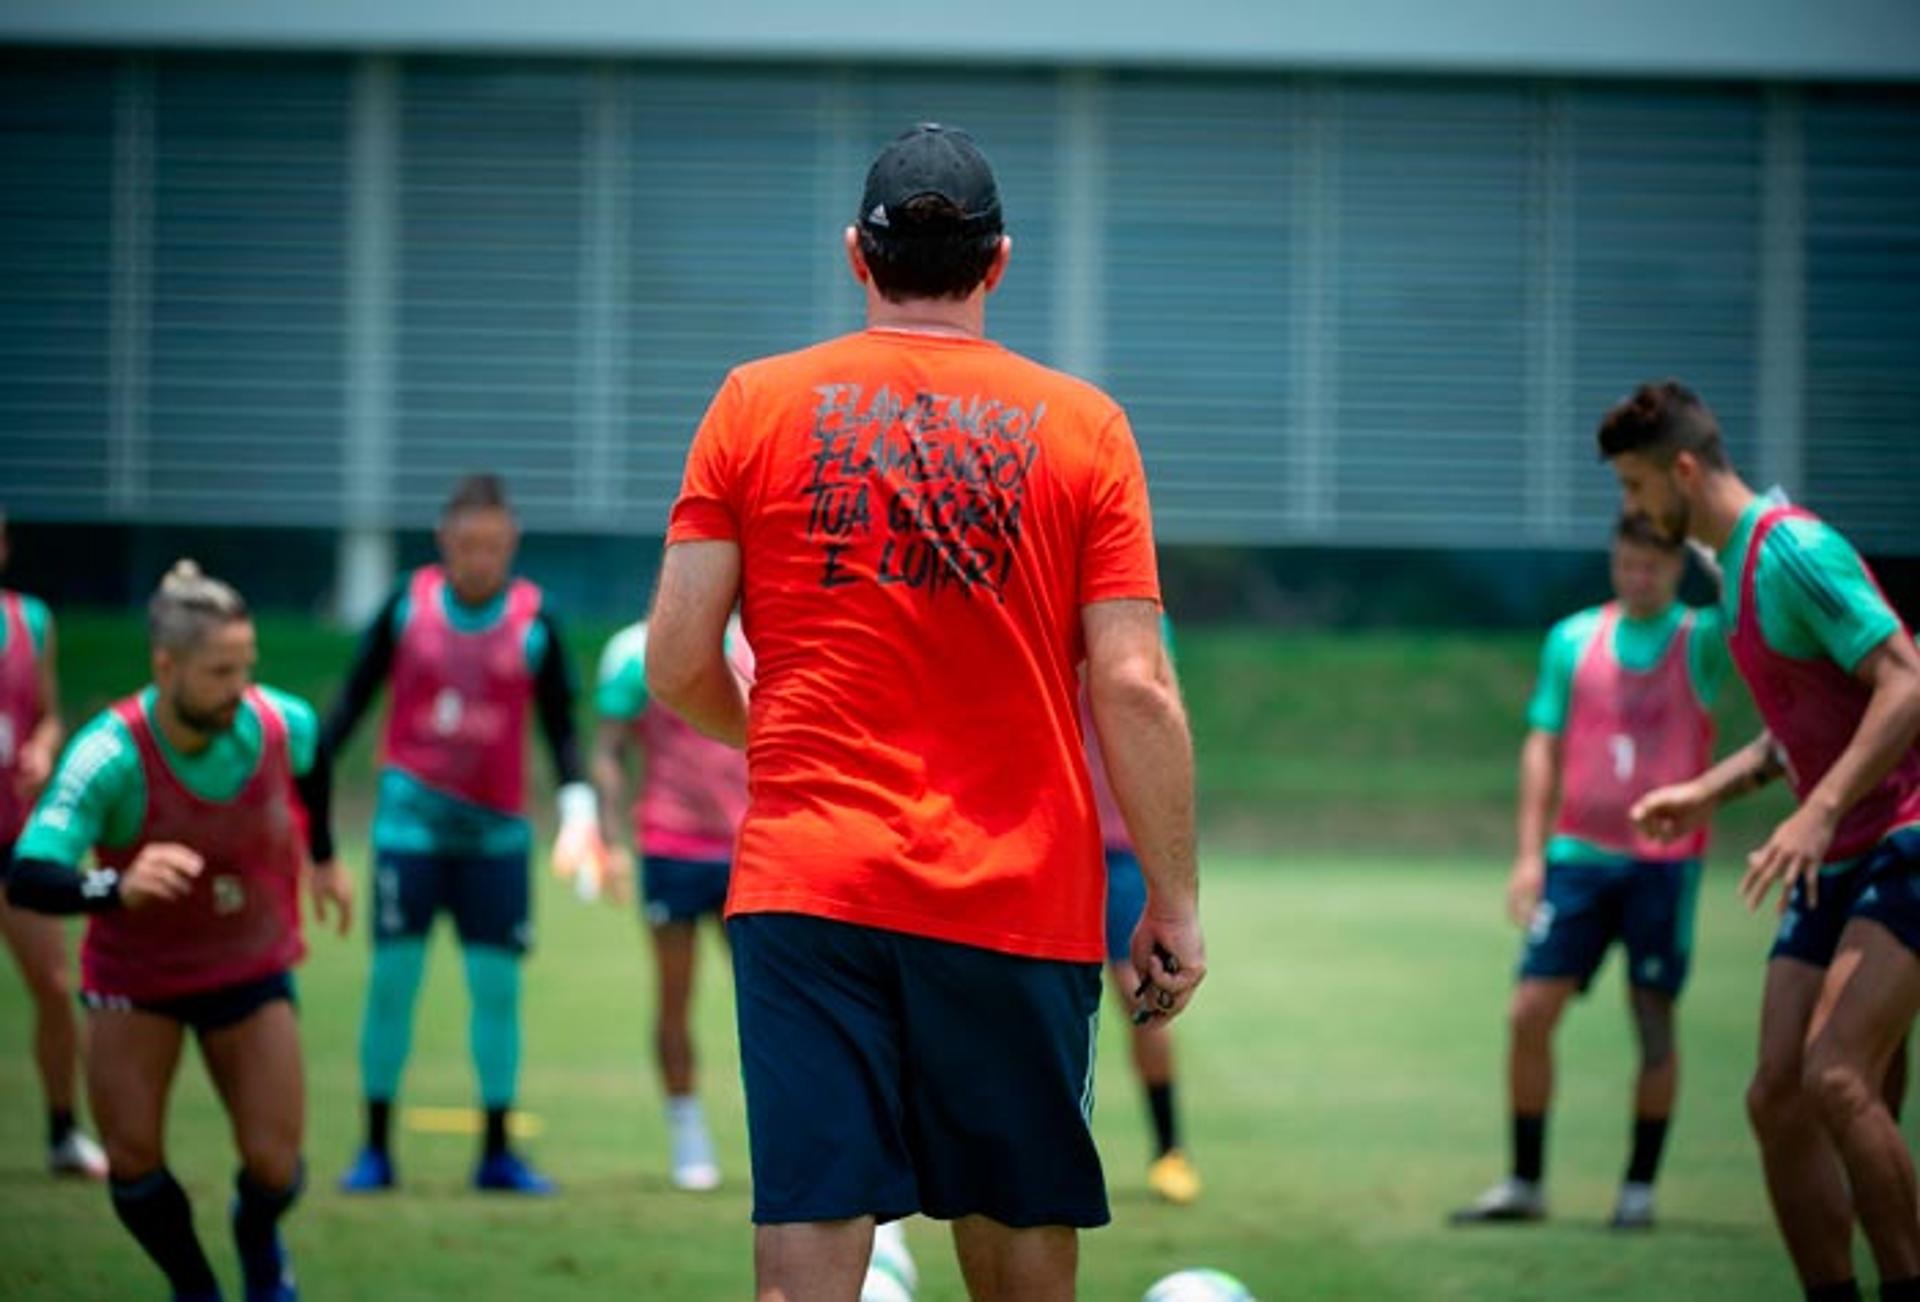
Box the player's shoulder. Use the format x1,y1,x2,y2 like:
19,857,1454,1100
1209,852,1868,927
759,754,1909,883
1548,604,1607,646
254,683,318,729
60,706,140,783
1757,510,1857,565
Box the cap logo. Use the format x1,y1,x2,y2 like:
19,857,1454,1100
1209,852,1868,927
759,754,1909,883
866,203,890,229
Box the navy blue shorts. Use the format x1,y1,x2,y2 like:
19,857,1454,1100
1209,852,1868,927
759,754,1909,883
1519,857,1702,997
1104,848,1146,965
372,850,530,954
82,970,296,1034
642,855,730,927
729,912,1108,1229
1771,827,1920,967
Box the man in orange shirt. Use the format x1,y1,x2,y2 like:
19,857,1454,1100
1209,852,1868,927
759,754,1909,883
647,124,1205,1301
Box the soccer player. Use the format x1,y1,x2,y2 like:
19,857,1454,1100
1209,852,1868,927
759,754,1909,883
329,474,601,1195
1083,613,1201,1205
1451,514,1731,1230
0,511,107,1178
648,123,1205,1302
589,615,752,1191
5,561,349,1302
1606,381,1920,1302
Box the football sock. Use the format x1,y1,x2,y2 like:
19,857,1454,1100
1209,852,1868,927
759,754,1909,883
1624,1115,1669,1186
48,1107,75,1148
484,1107,512,1160
1147,1082,1179,1156
1512,1113,1546,1184
365,1099,392,1155
360,938,428,1106
111,1168,218,1295
234,1162,303,1286
1804,1281,1860,1301
1881,1278,1920,1301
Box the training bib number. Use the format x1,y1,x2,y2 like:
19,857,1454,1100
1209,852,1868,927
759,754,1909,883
1610,734,1636,783
431,688,465,738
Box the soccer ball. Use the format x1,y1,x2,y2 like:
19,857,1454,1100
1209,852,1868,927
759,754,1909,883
859,1264,913,1302
870,1221,918,1292
1144,1268,1256,1302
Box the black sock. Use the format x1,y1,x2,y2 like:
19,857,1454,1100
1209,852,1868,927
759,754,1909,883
1146,1082,1179,1156
233,1163,303,1289
1881,1277,1920,1301
484,1107,510,1158
1512,1113,1546,1184
110,1168,218,1295
366,1099,391,1154
1805,1281,1861,1302
47,1107,75,1148
1625,1115,1670,1185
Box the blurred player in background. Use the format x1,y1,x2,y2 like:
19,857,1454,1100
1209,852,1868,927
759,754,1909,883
0,510,107,1178
328,474,602,1196
648,123,1204,1301
1452,514,1730,1230
1609,381,1920,1302
1083,611,1200,1205
590,614,752,1191
5,561,349,1302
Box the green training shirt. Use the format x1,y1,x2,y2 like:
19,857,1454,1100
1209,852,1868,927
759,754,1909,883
15,686,319,867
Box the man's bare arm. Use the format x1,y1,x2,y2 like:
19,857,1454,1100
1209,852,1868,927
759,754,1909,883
645,541,747,748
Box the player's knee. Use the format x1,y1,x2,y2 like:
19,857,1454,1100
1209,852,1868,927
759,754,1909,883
1745,1062,1804,1135
103,1132,164,1180
1507,989,1559,1045
238,1132,303,1190
1803,1046,1877,1134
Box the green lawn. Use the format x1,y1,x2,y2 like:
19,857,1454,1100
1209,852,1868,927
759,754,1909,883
0,852,1898,1300
0,615,1859,1298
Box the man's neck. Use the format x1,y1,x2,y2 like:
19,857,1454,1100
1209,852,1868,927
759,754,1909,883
865,291,986,339
1692,474,1758,553
152,693,214,757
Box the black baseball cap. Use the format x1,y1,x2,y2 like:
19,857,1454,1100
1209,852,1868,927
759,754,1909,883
858,123,1003,236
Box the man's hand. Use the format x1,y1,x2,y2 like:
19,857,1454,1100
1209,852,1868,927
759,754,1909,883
1506,853,1545,928
119,843,203,910
1740,803,1840,914
1631,780,1717,845
310,859,353,937
551,821,612,901
1128,899,1205,1024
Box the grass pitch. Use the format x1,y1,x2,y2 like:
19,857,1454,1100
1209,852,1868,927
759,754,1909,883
0,853,1892,1300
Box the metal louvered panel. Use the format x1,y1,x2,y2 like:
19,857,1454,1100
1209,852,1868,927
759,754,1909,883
623,66,829,535
146,55,349,524
1332,82,1534,545
1564,86,1764,533
393,60,588,528
1803,88,1920,553
1103,74,1295,545
0,51,115,521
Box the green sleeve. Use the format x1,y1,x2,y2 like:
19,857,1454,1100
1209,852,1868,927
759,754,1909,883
1526,615,1587,735
20,595,51,658
596,625,649,721
258,685,319,777
1762,520,1901,672
13,712,145,864
1687,605,1733,709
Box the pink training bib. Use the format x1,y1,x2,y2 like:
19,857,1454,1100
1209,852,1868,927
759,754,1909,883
1730,507,1920,862
0,592,44,845
384,566,541,816
1553,603,1715,861
634,637,753,862
86,689,306,1002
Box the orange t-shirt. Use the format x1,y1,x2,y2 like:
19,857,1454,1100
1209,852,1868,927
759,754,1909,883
667,328,1160,962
